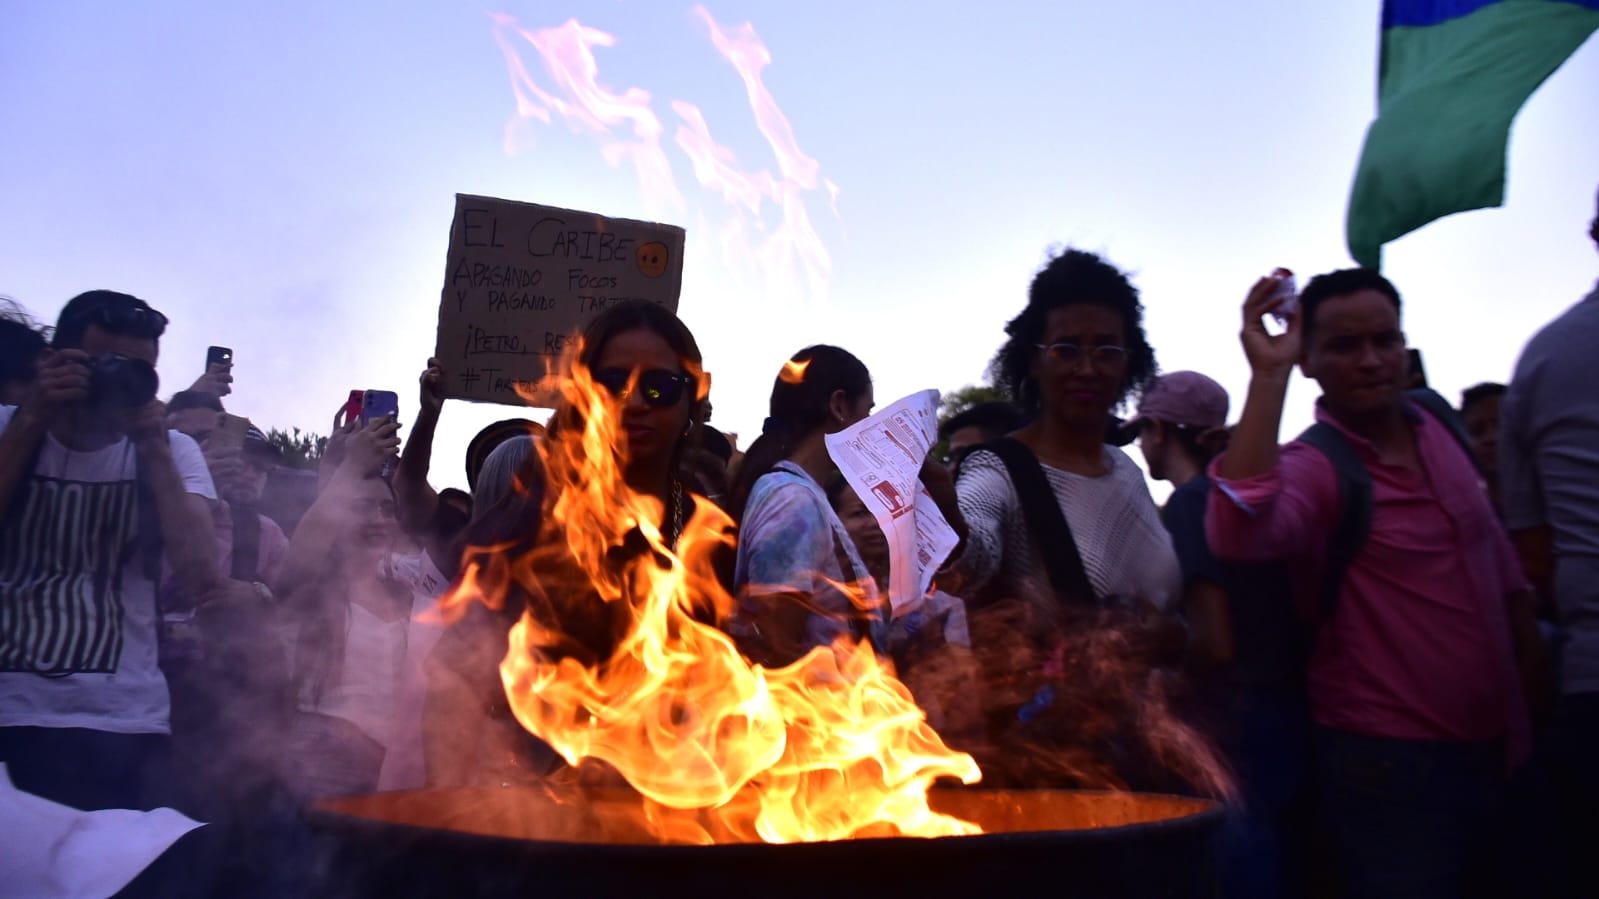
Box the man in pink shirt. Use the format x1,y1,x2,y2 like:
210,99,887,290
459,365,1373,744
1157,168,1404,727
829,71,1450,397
1206,268,1545,899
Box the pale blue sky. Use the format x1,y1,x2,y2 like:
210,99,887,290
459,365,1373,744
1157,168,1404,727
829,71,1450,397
3,1,1595,494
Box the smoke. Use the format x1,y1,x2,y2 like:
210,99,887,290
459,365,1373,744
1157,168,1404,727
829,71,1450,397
915,597,1237,802
490,8,840,318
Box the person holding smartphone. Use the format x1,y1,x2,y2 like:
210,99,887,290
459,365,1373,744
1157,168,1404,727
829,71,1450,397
274,416,404,796
1206,268,1544,897
188,345,234,399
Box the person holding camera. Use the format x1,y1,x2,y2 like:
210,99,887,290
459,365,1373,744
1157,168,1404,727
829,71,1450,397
0,290,221,831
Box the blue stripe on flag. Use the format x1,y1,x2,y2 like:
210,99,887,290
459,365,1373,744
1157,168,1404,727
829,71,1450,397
1385,0,1599,29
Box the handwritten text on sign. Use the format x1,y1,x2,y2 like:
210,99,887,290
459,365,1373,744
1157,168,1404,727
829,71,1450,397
434,194,685,405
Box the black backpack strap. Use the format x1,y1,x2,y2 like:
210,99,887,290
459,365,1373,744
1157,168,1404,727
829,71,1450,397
230,503,261,581
1295,423,1372,624
825,521,880,647
980,437,1098,607
1405,387,1477,467
132,447,163,583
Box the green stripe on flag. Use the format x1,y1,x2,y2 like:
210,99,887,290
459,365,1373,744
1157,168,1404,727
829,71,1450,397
1346,0,1599,269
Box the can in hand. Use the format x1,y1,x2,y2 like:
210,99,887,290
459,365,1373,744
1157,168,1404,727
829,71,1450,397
1266,267,1297,322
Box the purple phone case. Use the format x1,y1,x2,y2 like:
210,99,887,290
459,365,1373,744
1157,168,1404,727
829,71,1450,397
360,390,400,426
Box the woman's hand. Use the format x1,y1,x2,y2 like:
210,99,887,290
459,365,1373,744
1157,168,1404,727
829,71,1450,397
341,418,401,478
919,455,968,541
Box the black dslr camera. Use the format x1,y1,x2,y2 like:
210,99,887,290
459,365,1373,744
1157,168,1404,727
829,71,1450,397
87,354,159,409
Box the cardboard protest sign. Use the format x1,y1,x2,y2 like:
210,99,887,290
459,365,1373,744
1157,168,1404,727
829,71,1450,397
434,194,686,405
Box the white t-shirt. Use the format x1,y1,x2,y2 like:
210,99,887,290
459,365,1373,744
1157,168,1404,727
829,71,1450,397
305,601,408,749
0,405,216,734
376,550,451,791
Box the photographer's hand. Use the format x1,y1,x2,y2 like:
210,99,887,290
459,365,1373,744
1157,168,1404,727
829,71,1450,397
0,350,89,511
18,349,90,429
128,399,171,455
133,399,224,610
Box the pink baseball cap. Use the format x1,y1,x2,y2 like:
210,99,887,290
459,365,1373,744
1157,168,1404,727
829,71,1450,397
1126,371,1230,431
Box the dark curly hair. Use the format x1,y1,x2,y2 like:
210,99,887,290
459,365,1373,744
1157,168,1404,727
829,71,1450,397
988,248,1157,414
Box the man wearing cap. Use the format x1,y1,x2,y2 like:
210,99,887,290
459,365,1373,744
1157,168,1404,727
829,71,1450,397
212,425,291,588
1129,371,1308,898
1127,372,1244,675
165,412,290,592
165,389,225,444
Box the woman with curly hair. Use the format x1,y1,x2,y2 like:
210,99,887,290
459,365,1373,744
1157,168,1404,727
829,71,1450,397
939,248,1209,793
946,247,1178,611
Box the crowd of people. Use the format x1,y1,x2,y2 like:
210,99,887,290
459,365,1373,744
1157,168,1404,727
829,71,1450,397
0,188,1595,898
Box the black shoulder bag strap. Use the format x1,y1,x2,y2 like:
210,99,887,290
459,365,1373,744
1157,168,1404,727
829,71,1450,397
1295,423,1372,625
825,522,878,646
1405,387,1478,467
132,447,163,583
1296,394,1467,630
980,437,1098,607
230,504,261,581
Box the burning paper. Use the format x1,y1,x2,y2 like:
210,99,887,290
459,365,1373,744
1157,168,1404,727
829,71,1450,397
824,390,960,618
0,764,203,899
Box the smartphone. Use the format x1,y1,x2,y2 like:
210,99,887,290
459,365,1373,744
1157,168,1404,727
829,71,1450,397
341,390,365,428
211,413,251,454
207,346,233,369
360,389,400,427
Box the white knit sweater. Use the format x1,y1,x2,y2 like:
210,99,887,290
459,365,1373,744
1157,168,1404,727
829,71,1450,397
952,445,1181,611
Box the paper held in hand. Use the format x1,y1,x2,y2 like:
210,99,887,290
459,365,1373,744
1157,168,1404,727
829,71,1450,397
824,389,960,619
433,193,686,406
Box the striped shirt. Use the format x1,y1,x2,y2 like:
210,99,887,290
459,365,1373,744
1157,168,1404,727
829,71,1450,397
951,444,1180,611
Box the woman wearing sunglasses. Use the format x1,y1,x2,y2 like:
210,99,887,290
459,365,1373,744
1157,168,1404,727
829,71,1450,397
422,300,719,786
725,345,882,668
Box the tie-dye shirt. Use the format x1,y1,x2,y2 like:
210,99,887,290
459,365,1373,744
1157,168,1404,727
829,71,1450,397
733,462,885,657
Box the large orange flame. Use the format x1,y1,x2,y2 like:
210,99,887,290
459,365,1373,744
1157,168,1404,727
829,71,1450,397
491,14,684,215
778,357,810,384
444,346,981,844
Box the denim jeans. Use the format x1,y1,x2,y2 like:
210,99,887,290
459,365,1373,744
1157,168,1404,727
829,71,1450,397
1209,688,1313,899
1547,691,1599,898
1313,727,1507,899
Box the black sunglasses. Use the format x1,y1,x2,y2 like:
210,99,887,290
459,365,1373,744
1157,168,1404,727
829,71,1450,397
66,299,169,341
592,367,693,408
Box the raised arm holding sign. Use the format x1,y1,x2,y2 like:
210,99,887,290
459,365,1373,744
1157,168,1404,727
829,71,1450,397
434,194,686,406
